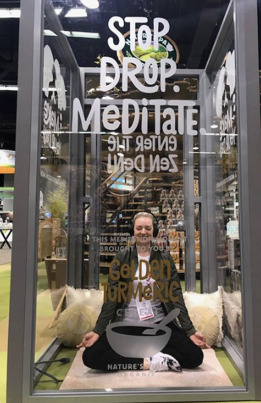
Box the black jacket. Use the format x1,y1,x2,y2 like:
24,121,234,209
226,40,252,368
93,244,196,337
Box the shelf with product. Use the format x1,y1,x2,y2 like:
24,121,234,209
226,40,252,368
167,228,200,273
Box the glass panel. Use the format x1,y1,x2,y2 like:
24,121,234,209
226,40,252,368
33,0,247,395
34,14,71,365
211,47,243,353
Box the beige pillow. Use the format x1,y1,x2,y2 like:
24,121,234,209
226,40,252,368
183,287,223,346
57,302,98,347
187,306,220,347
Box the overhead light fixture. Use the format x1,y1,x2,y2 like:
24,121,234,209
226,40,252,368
44,30,57,37
105,76,114,83
211,124,219,129
0,9,20,18
64,8,87,17
193,146,199,150
0,86,18,91
54,8,63,15
80,0,99,9
189,151,216,155
61,30,100,39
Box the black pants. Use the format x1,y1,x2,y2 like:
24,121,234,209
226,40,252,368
82,322,203,372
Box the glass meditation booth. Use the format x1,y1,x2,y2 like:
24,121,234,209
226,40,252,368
7,0,261,402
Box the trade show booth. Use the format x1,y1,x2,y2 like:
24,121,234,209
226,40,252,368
7,0,261,402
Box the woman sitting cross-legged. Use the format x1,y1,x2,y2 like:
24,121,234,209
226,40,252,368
77,212,209,372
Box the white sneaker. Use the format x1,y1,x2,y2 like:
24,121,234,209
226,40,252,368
148,352,182,372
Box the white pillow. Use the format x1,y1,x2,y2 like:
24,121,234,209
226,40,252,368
66,286,104,310
222,289,242,343
183,286,223,346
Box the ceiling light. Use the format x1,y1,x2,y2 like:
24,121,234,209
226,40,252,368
193,146,199,150
189,151,216,154
0,9,20,18
105,76,114,83
65,8,87,18
54,8,63,15
44,30,57,36
211,124,218,129
80,0,99,9
61,30,99,39
0,86,18,91
102,96,114,100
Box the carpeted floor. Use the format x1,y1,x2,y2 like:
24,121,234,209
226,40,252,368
0,252,11,403
0,248,12,266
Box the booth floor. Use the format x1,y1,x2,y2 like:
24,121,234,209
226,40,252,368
34,344,244,392
59,347,233,390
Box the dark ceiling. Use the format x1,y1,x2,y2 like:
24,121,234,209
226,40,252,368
0,0,19,151
1,0,257,154
50,0,230,69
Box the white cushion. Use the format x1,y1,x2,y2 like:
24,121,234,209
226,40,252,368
183,287,223,346
66,286,104,310
222,289,242,343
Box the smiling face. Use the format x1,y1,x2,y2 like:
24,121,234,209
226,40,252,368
134,215,153,247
